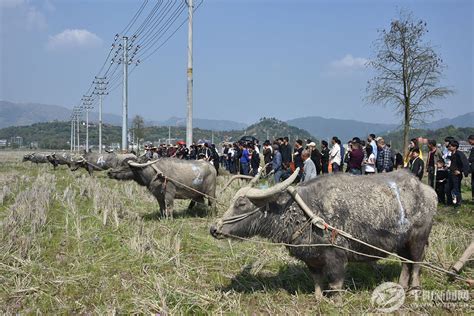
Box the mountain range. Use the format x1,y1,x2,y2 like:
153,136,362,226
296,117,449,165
1,100,472,141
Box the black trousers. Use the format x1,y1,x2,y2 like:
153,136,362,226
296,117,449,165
436,182,446,204
471,172,474,200
322,163,328,174
428,169,435,188
448,173,462,206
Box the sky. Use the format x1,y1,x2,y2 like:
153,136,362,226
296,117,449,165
0,0,472,125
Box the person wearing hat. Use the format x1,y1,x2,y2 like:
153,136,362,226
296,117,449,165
307,142,322,175
301,150,317,182
348,138,364,175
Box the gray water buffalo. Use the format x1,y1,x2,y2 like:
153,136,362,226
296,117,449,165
71,152,137,175
46,152,76,169
107,158,217,218
23,153,53,166
210,169,437,298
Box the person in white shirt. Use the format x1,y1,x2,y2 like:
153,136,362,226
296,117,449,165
302,150,317,182
329,136,341,172
368,134,378,159
363,145,376,175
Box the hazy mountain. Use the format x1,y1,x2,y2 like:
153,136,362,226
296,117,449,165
0,100,123,128
286,116,398,142
0,101,247,131
417,112,474,130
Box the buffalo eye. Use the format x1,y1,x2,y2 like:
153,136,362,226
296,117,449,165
236,196,248,207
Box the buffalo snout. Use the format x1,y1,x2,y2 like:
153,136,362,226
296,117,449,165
210,225,225,239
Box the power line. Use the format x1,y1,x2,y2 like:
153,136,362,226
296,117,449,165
132,0,165,37
120,0,149,36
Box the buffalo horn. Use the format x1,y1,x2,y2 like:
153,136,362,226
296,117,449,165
128,159,159,168
219,175,255,194
245,168,300,203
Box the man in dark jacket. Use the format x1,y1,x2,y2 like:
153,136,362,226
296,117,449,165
308,142,322,175
293,139,304,182
408,148,424,180
469,135,474,202
447,140,470,207
280,137,292,169
427,139,443,188
321,140,330,174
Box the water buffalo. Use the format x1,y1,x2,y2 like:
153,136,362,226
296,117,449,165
22,153,53,166
46,152,76,169
107,158,217,218
210,169,437,298
71,152,137,175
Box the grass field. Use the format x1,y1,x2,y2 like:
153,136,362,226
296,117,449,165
0,150,472,314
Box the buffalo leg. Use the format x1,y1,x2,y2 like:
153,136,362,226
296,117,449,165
323,251,346,297
306,264,324,299
164,184,176,219
399,263,410,289
157,197,166,218
407,223,431,290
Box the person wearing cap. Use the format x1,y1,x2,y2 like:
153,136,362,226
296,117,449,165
307,142,322,175
302,150,317,182
348,138,364,175
152,146,159,160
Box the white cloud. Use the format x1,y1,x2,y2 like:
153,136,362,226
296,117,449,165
330,54,368,71
47,29,103,51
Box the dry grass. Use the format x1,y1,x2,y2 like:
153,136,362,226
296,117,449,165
0,150,472,314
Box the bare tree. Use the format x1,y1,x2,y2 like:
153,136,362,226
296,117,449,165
131,115,145,154
366,11,453,156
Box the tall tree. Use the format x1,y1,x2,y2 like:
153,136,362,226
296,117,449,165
366,11,453,156
131,115,145,154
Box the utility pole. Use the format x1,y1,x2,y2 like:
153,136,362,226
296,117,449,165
122,36,129,152
70,115,74,152
73,107,82,152
186,0,193,148
93,77,108,153
81,95,94,152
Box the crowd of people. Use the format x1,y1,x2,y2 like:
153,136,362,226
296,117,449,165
143,133,474,208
